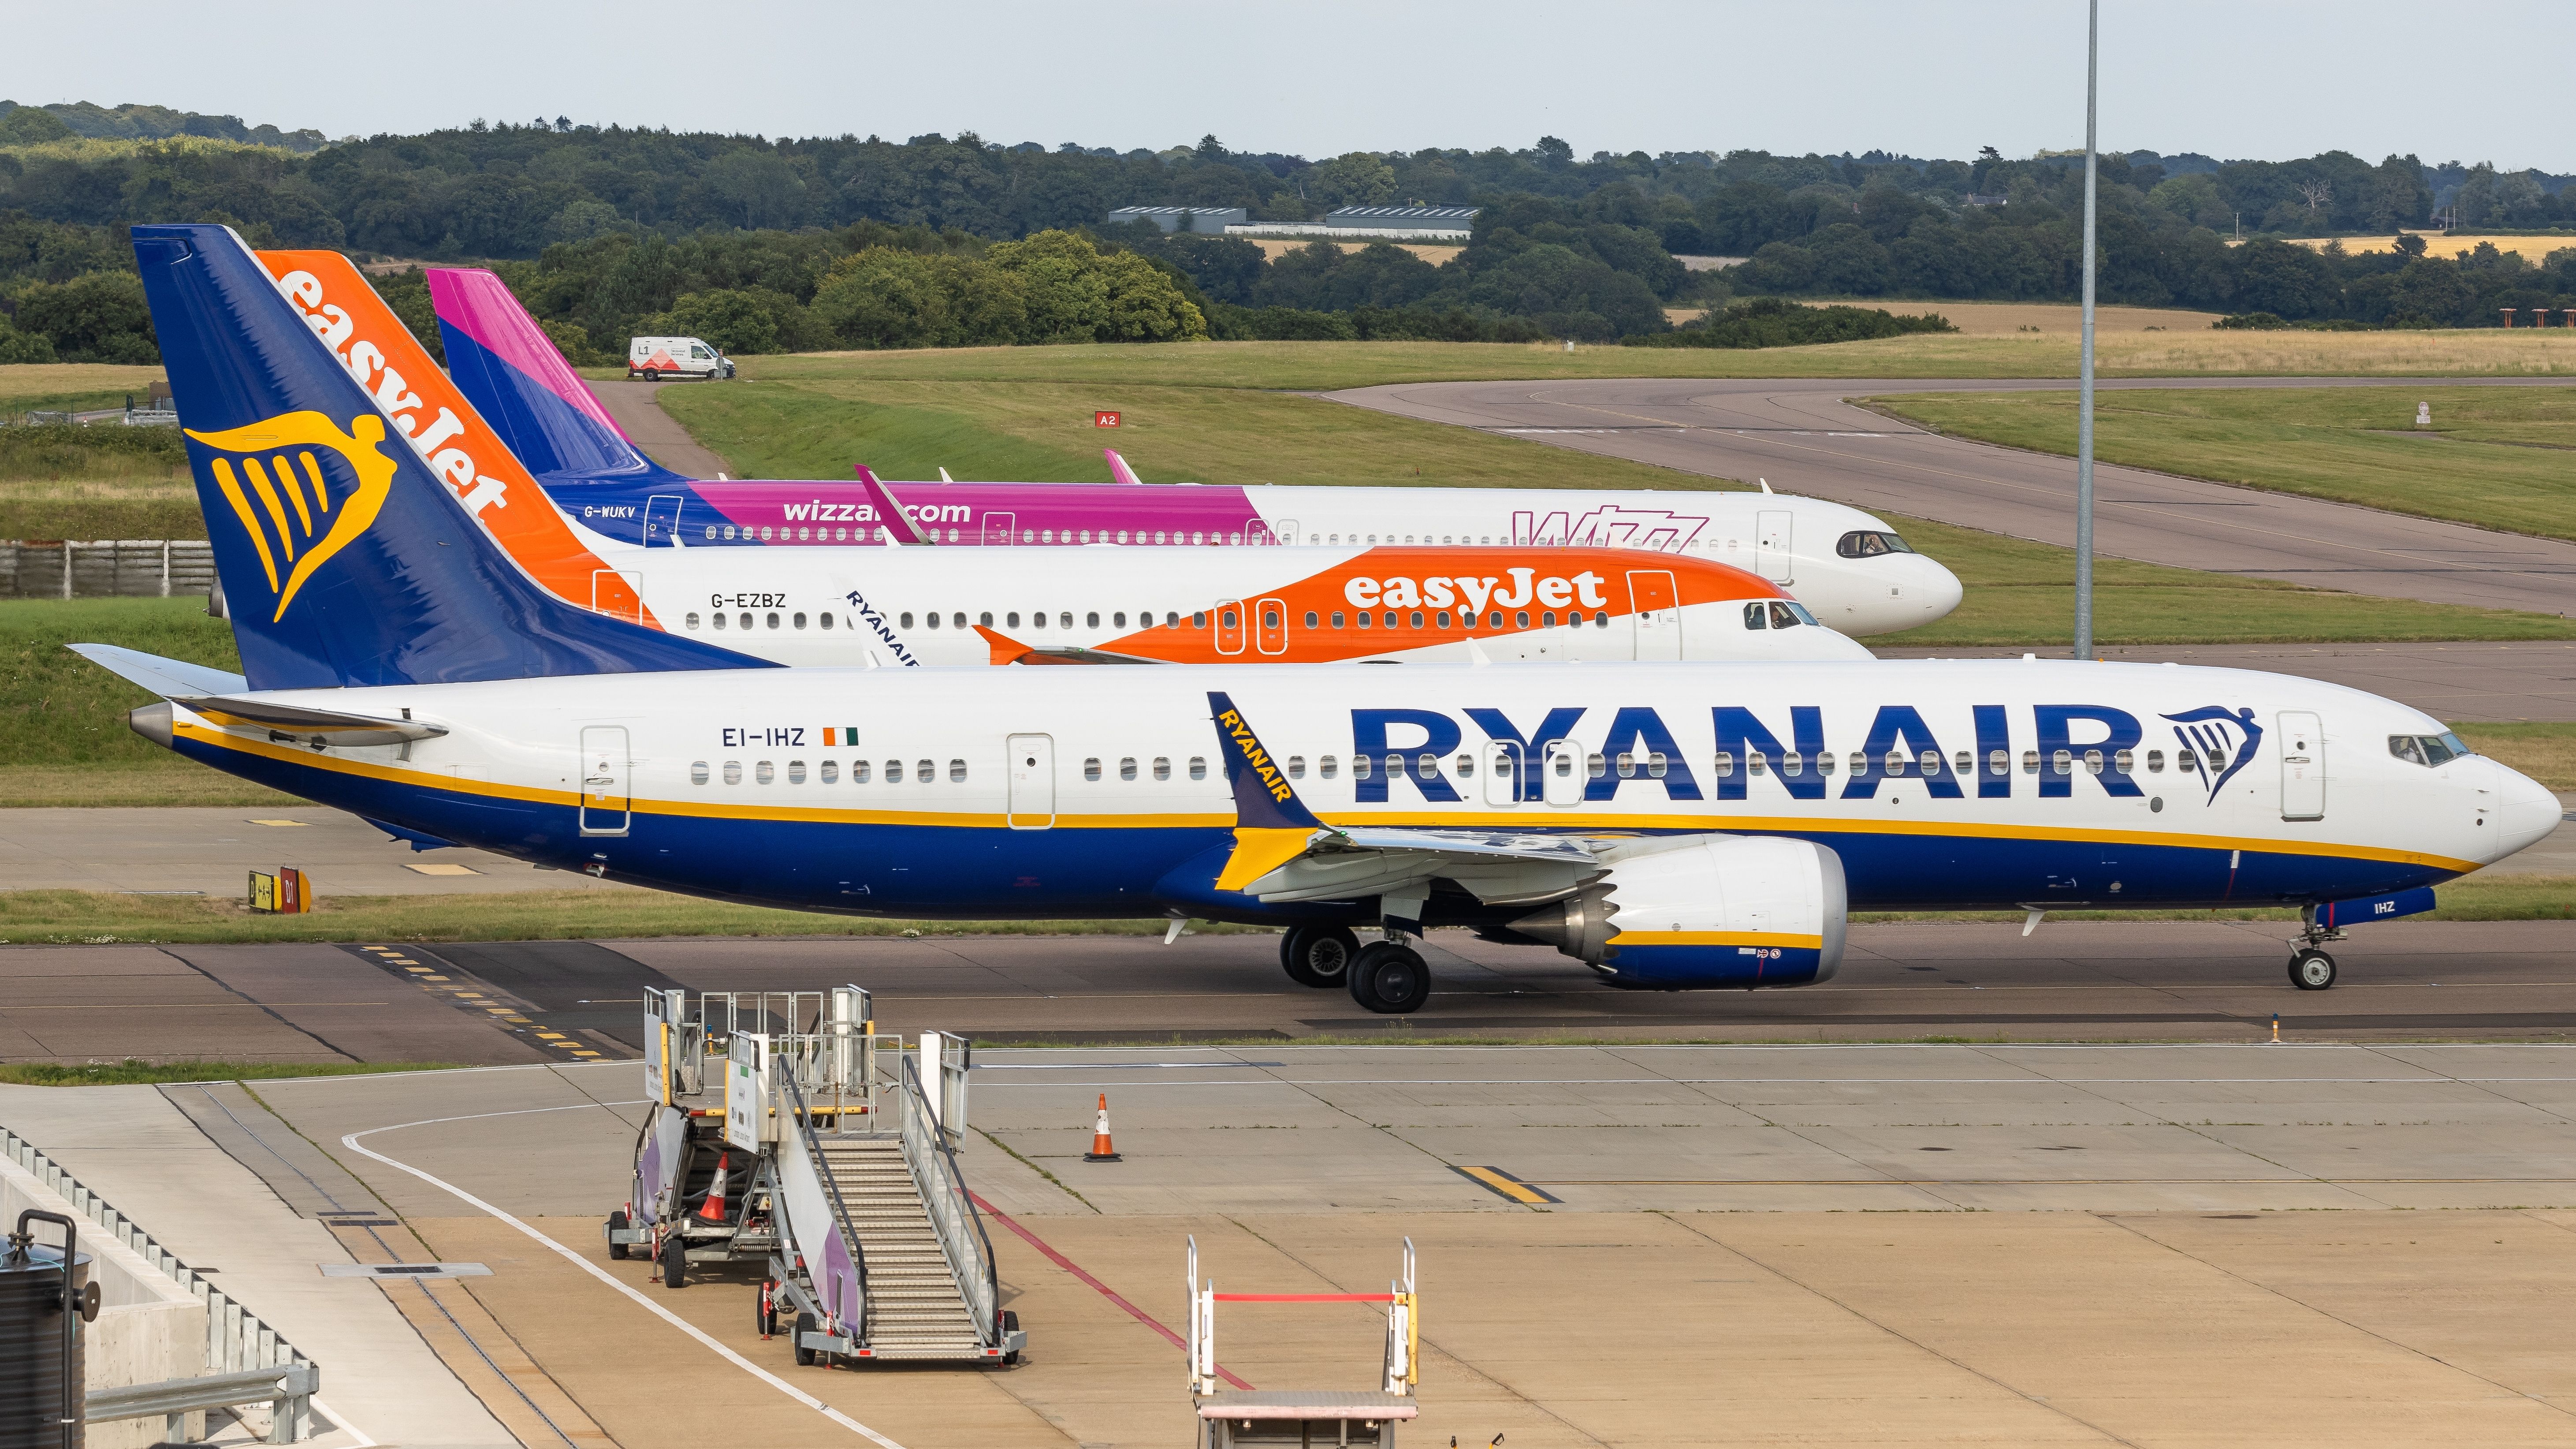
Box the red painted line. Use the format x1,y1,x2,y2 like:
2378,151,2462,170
1214,1293,1396,1304
969,1191,1254,1391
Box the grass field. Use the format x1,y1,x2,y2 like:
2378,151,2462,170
0,364,166,418
2285,233,2576,266
0,598,296,805
687,329,2576,391
1673,300,2230,336
658,378,2576,649
1868,386,2576,544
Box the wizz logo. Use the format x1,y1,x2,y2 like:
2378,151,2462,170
187,411,398,621
2162,706,2263,804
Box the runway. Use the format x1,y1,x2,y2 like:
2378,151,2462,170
1327,376,2576,617
15,918,2576,1068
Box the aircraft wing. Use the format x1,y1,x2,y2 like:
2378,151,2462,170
1236,826,1604,907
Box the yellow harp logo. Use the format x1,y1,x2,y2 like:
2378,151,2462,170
186,411,399,622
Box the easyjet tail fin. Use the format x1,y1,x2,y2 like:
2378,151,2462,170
133,224,771,691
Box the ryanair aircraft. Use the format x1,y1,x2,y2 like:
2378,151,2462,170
418,261,1965,636
253,250,1870,668
93,225,2556,1017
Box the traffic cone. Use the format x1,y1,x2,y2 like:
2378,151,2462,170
697,1151,731,1221
1084,1092,1121,1162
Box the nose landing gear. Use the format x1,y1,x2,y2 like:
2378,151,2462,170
2287,919,2346,990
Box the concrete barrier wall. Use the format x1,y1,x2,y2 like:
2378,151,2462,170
0,1152,208,1448
0,540,216,599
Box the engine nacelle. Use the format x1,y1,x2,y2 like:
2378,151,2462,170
1510,836,1846,989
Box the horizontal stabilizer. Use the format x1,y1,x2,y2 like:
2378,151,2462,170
67,643,248,699
170,696,450,746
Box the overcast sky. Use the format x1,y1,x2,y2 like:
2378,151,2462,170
7,0,2569,170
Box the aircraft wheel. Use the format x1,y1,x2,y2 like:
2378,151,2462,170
793,1311,818,1367
659,1233,686,1289
2288,949,2338,991
1001,1308,1022,1366
1348,941,1431,1015
1281,925,1359,987
607,1210,629,1260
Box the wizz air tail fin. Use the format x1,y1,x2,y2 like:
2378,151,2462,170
426,267,686,486
134,224,772,691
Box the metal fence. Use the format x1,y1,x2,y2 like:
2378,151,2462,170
0,539,215,599
1,1121,317,1441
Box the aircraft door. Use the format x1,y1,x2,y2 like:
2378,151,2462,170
2278,711,2325,821
1481,741,1524,806
1255,597,1288,655
579,726,630,836
1756,510,1794,583
982,512,1016,545
1273,519,1299,545
1627,570,1681,661
1215,600,1246,656
643,494,683,548
592,570,642,623
1007,734,1055,829
1542,739,1585,807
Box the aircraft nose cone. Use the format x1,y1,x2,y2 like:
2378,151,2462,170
2488,760,2561,861
1913,556,1964,623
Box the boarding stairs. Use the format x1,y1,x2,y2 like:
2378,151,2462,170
616,992,1020,1367
813,1135,985,1357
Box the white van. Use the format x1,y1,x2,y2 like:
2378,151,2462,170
628,335,734,381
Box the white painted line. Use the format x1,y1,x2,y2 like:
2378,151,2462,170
971,1076,2576,1087
341,1101,904,1448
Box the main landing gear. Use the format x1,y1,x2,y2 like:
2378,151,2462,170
1348,939,1431,1015
1280,925,1359,988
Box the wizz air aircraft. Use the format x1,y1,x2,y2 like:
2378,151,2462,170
100,225,2554,1015
424,265,1965,636
257,250,1870,668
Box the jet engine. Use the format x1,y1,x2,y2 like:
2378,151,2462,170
1509,836,1846,989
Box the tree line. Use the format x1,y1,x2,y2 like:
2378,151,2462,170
3,117,2573,361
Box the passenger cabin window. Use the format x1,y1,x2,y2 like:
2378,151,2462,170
1120,757,1138,781
949,760,967,782
854,760,872,782
756,761,775,784
1154,757,1172,781
723,760,741,785
916,759,934,782
821,760,839,784
691,761,710,785
787,760,806,784
1084,757,1103,782
1189,756,1208,781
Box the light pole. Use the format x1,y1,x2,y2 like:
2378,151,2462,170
2073,0,2099,659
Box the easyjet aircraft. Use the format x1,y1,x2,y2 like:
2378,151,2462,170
102,226,2557,1020
423,265,1965,636
255,250,1871,667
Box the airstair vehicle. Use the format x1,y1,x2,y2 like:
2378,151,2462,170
1188,1237,1419,1446
607,987,1025,1366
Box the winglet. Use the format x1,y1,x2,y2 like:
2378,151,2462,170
1104,448,1144,485
1208,690,1324,894
853,465,932,544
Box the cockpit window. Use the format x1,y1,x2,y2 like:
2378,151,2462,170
2389,732,2472,767
1835,530,1916,558
1742,602,1768,630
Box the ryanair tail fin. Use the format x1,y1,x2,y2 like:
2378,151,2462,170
134,224,771,691
426,266,685,486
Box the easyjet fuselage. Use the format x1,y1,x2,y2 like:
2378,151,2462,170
601,543,1872,667
169,661,2551,922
